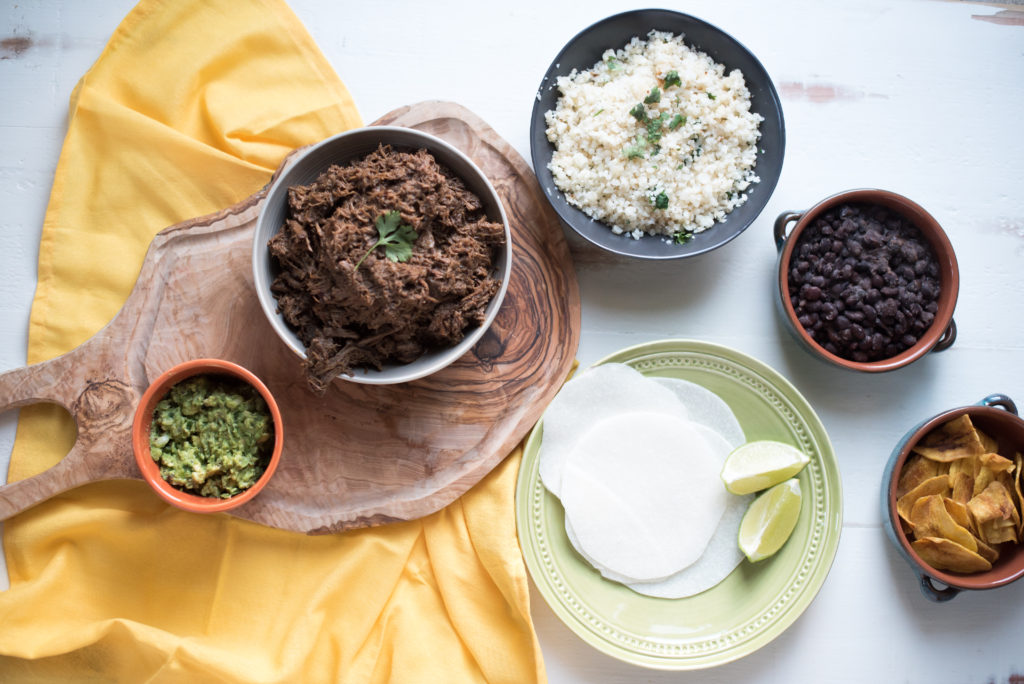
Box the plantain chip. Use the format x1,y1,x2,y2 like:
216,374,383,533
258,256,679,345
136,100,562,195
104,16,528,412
974,535,1000,564
977,453,1016,498
898,416,1024,574
1016,452,1023,536
942,497,976,535
912,415,986,462
897,453,942,498
912,536,992,574
949,469,974,505
977,428,999,454
897,475,950,525
909,495,977,552
968,480,1020,545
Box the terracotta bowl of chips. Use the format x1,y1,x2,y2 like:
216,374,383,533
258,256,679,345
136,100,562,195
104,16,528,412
132,359,284,514
775,189,959,372
881,394,1024,601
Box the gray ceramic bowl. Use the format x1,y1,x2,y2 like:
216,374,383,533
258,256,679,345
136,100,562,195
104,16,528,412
530,9,785,259
252,126,512,385
881,394,1024,602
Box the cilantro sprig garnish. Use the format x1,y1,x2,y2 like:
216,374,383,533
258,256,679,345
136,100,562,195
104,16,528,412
355,211,418,270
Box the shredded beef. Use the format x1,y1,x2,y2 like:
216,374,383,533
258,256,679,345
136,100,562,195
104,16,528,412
267,144,505,394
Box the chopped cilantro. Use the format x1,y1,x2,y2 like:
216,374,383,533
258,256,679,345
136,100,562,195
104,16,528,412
629,103,647,122
643,86,661,104
652,191,669,209
645,112,669,143
673,230,693,244
668,114,686,130
623,131,648,159
707,92,716,100
663,70,681,88
605,57,620,71
593,108,604,116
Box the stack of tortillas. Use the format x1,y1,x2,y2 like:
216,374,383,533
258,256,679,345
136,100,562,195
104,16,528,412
538,363,752,598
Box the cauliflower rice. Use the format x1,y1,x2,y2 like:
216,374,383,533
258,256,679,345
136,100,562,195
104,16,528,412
544,31,763,239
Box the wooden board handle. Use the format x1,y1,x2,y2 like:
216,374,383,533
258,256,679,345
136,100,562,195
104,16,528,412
0,345,140,519
0,353,80,413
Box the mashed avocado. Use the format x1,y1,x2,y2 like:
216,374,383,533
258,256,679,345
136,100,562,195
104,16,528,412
149,374,274,499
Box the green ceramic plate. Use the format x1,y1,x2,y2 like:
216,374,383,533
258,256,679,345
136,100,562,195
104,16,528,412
515,339,842,670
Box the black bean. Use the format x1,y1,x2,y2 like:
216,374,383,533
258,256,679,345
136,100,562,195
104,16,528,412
787,202,941,362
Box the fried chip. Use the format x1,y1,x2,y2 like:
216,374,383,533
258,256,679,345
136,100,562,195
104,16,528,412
942,497,975,535
977,428,999,454
973,452,1014,498
909,495,977,552
951,473,975,505
912,536,992,574
897,475,950,525
912,415,986,462
897,453,942,498
898,416,1023,575
974,536,1000,564
968,481,1020,545
1016,452,1023,536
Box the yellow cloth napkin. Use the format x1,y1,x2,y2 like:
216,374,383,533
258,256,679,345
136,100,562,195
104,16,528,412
0,1,545,681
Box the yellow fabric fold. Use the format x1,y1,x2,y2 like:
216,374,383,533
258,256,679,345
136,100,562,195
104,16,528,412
0,1,545,681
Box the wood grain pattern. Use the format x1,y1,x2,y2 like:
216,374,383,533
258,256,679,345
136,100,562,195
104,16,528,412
0,101,581,533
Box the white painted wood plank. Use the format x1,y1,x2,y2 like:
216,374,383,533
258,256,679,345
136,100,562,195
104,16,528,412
1,1,1022,680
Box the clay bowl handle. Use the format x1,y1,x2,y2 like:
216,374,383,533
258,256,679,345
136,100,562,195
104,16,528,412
981,393,1017,414
919,574,960,602
931,319,957,353
774,211,804,251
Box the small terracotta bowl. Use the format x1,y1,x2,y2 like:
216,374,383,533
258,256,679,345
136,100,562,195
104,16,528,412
774,189,959,372
132,359,283,513
881,394,1024,601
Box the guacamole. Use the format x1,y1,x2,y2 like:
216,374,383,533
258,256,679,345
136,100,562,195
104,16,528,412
149,374,274,498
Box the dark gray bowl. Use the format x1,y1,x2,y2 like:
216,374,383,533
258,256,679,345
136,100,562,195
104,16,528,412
530,9,785,259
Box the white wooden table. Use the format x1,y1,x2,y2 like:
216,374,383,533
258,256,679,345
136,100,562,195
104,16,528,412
2,1,1023,681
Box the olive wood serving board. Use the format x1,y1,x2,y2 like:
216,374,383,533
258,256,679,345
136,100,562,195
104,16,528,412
0,101,580,534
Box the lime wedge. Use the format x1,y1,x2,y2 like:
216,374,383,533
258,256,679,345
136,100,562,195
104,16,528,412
721,440,810,495
738,478,802,562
